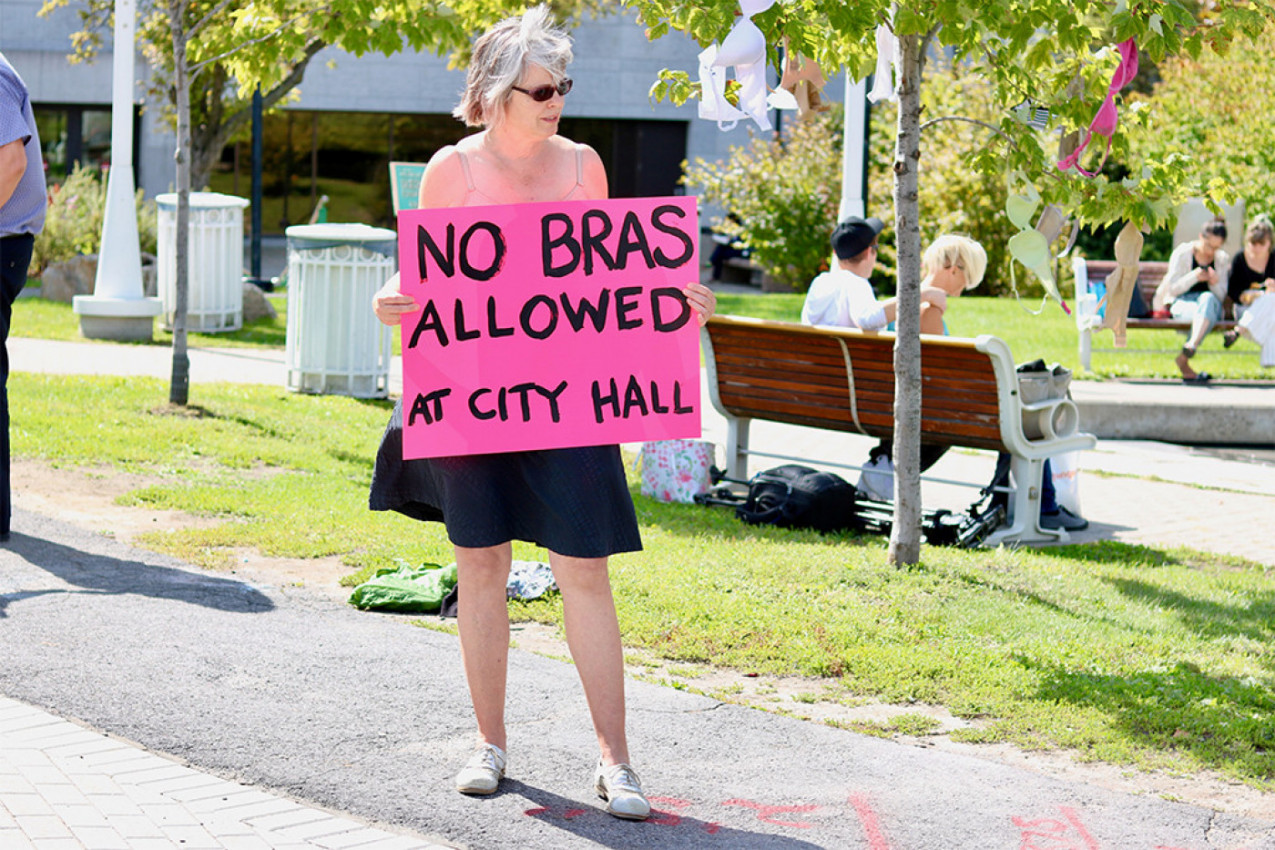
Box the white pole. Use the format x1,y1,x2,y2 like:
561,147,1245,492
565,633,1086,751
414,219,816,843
92,0,144,300
839,70,867,221
74,0,161,340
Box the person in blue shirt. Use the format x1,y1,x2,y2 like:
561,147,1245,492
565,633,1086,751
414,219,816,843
0,52,48,543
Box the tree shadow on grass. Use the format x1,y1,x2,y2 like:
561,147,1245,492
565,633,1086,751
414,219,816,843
1029,539,1196,568
1024,655,1275,786
1103,575,1275,652
629,489,880,550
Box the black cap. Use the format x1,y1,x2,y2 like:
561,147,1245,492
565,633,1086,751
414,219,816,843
832,216,885,260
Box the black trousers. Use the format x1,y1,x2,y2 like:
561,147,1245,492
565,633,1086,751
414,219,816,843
0,234,33,536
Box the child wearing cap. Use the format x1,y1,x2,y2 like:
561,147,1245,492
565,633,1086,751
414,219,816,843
801,216,946,329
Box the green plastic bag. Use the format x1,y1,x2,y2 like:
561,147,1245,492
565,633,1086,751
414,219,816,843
348,562,458,612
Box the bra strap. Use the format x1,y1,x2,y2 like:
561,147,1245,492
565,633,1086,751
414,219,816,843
457,149,478,192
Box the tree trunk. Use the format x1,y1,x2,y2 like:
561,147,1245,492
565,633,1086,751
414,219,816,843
888,32,925,566
169,1,191,407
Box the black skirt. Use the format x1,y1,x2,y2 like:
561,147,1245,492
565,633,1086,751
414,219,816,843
369,398,642,558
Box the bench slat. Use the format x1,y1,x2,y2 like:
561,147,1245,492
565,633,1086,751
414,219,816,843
705,317,1009,449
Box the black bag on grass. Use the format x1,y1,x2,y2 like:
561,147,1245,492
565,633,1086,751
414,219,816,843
735,465,860,534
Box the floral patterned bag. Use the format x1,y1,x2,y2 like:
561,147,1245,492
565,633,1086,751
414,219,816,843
638,439,717,503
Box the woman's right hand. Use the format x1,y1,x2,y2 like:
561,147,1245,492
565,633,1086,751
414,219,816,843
372,273,419,326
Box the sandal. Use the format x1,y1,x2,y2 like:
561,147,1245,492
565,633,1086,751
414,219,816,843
1224,330,1240,348
1182,372,1213,385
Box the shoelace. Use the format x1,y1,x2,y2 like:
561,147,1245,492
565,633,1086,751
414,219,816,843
603,764,643,795
469,744,504,773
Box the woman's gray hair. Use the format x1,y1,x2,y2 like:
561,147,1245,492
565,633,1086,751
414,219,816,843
453,6,573,128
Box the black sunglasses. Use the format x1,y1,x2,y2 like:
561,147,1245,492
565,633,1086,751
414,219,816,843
511,78,573,102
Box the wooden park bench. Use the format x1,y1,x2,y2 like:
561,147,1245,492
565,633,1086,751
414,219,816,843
700,315,1097,545
1071,257,1236,371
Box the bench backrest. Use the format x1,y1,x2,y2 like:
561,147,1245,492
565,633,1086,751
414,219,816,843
1075,259,1168,307
702,316,1010,452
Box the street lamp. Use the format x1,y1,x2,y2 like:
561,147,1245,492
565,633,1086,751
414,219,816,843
72,0,162,340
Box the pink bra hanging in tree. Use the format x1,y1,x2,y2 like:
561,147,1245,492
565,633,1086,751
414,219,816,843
1057,38,1138,177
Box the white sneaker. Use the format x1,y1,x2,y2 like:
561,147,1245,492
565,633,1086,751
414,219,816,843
455,743,506,795
594,760,651,820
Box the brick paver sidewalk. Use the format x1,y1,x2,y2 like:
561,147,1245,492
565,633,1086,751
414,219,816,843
0,697,452,850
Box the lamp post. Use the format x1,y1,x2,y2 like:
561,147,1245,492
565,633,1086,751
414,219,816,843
838,70,870,222
72,0,162,340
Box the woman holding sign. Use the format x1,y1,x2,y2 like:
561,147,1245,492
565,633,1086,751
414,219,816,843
371,6,715,822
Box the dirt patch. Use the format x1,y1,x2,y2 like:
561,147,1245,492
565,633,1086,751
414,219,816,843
11,459,353,598
12,458,1274,822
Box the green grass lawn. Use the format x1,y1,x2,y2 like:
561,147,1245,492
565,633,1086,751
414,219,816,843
13,293,289,350
18,287,1271,379
716,291,1274,381
10,372,1275,790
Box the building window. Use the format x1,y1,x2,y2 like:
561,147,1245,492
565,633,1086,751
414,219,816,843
33,104,132,183
212,111,689,234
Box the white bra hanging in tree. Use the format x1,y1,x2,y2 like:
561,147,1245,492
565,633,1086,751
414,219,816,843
697,0,777,131
867,24,900,104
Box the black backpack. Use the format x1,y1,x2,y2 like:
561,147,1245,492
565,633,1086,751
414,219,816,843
734,465,860,534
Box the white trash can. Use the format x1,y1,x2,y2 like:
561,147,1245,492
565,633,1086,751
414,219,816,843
284,223,396,399
156,191,250,332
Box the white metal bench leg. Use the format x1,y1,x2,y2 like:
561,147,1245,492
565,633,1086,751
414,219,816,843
726,417,751,480
983,456,1069,546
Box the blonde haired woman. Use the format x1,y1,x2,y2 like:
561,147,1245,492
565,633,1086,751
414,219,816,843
370,7,715,820
919,234,988,335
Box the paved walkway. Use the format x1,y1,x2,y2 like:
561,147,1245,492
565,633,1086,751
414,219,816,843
4,335,1275,850
0,697,446,850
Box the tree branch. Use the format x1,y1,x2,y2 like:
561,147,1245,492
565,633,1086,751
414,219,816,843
188,0,236,40
189,5,330,74
919,115,1016,147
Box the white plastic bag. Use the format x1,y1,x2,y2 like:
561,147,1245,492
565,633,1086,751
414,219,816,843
1049,451,1082,516
857,454,894,502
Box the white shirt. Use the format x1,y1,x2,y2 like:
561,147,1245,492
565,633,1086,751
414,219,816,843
800,267,887,330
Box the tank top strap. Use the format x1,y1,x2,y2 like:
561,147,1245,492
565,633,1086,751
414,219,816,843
457,149,478,192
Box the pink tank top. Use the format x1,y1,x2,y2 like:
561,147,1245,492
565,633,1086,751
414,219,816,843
455,145,588,206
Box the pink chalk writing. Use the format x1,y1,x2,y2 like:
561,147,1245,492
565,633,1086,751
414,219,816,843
1013,806,1100,850
721,798,819,829
397,197,701,459
848,793,892,850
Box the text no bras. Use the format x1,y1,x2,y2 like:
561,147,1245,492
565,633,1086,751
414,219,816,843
415,204,695,282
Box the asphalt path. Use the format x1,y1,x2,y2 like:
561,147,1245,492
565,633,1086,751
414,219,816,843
2,509,1273,850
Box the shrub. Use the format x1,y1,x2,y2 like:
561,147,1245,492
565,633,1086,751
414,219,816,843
683,109,844,292
31,164,158,276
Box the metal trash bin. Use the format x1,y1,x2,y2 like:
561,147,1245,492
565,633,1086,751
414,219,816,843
284,223,396,399
156,191,250,332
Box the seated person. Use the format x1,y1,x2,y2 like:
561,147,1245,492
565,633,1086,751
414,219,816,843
1227,217,1275,320
800,221,968,500
1153,218,1231,384
708,214,748,281
801,215,948,329
918,234,988,335
1223,217,1275,366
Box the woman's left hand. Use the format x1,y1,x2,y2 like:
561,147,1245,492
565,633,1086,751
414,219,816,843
683,282,717,327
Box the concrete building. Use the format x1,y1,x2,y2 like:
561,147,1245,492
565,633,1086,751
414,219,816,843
1,1,844,235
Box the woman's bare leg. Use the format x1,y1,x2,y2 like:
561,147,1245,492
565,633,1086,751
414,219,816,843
550,552,630,766
455,543,513,750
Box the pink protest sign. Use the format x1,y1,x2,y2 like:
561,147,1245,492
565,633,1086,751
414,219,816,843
397,197,702,459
